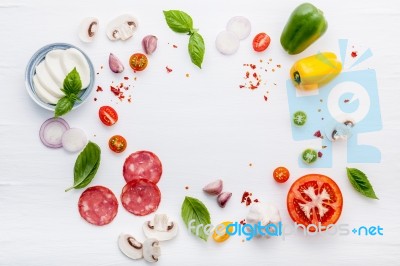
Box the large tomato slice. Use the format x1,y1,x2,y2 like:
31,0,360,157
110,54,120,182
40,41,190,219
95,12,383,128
287,174,343,231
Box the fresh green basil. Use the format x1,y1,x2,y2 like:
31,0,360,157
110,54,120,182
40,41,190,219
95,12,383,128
181,196,211,241
55,96,74,117
65,141,101,192
163,10,193,33
163,10,205,69
346,167,378,199
62,68,82,95
189,32,205,68
55,68,82,117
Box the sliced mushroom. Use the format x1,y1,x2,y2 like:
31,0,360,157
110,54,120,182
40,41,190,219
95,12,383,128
143,238,161,263
118,233,143,260
78,17,99,43
106,14,138,41
143,214,178,241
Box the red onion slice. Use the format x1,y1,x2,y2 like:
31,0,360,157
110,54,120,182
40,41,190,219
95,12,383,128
39,117,70,148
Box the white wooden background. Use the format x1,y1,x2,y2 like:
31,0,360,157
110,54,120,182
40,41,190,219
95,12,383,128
1,0,400,265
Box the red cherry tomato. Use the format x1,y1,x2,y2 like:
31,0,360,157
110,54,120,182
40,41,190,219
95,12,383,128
273,167,290,183
129,53,148,71
99,106,118,126
252,33,271,52
109,135,127,153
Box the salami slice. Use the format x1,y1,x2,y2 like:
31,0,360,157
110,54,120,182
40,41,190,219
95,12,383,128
123,151,163,184
78,186,118,226
121,179,161,216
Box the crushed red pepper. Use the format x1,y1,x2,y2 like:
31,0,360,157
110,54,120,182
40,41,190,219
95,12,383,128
351,51,358,58
96,86,103,92
318,151,323,158
314,130,323,138
166,66,173,73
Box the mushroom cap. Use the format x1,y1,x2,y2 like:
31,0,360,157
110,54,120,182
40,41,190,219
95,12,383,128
143,214,179,241
78,17,99,43
118,233,143,260
143,238,161,263
106,14,138,41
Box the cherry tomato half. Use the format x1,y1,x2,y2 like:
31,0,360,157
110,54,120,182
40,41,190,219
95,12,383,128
129,53,148,71
99,106,118,126
273,167,290,183
252,32,271,52
109,135,127,153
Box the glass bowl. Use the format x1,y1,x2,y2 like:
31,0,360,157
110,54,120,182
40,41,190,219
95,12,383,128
25,43,95,111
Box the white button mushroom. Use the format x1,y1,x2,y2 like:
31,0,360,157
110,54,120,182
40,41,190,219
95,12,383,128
118,233,144,260
143,238,161,263
246,202,281,238
106,14,138,41
78,17,99,43
143,214,178,241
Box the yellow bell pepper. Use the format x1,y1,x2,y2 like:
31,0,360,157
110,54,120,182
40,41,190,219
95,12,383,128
290,52,342,90
212,221,233,243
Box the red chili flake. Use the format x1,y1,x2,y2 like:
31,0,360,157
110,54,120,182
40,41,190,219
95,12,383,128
344,99,350,103
239,85,245,89
124,76,129,80
166,66,173,73
96,86,103,92
185,186,189,190
250,84,258,90
128,97,132,103
314,130,322,138
250,64,256,70
239,219,246,225
254,199,259,203
110,86,120,96
93,97,97,101
246,197,252,206
173,44,178,48
351,51,358,58
264,95,268,101
245,71,250,79
318,151,323,158
118,95,125,101
253,72,258,79
241,192,250,203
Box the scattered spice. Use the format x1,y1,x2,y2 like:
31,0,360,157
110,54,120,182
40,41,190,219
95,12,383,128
94,97,97,101
185,73,190,78
239,219,246,225
318,151,323,158
166,66,173,73
351,51,358,58
96,86,103,92
173,44,178,48
185,186,189,190
314,130,323,139
249,163,253,167
264,95,268,101
322,145,327,149
124,76,129,80
344,99,350,103
241,191,258,206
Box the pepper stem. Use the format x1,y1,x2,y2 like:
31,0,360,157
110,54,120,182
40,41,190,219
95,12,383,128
293,71,301,85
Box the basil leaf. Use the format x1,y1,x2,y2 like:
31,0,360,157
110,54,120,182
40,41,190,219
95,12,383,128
188,32,205,68
55,96,74,117
346,167,378,199
163,10,193,33
65,141,101,192
63,67,82,95
181,196,211,241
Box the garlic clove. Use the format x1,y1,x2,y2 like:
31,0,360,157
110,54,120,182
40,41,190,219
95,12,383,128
217,192,232,208
109,53,124,73
203,179,223,195
78,17,99,43
142,35,158,55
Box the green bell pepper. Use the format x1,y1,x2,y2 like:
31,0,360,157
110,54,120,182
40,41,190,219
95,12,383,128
280,3,328,55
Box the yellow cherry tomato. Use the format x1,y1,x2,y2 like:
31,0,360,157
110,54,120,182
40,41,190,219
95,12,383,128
212,221,233,243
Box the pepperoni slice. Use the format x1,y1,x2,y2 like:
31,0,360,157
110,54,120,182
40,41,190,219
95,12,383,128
123,151,163,184
121,179,161,216
78,186,118,226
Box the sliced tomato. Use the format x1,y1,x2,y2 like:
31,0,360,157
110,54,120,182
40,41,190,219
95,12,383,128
273,167,290,183
109,135,127,153
99,106,118,126
287,174,343,231
129,53,148,71
252,33,271,52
